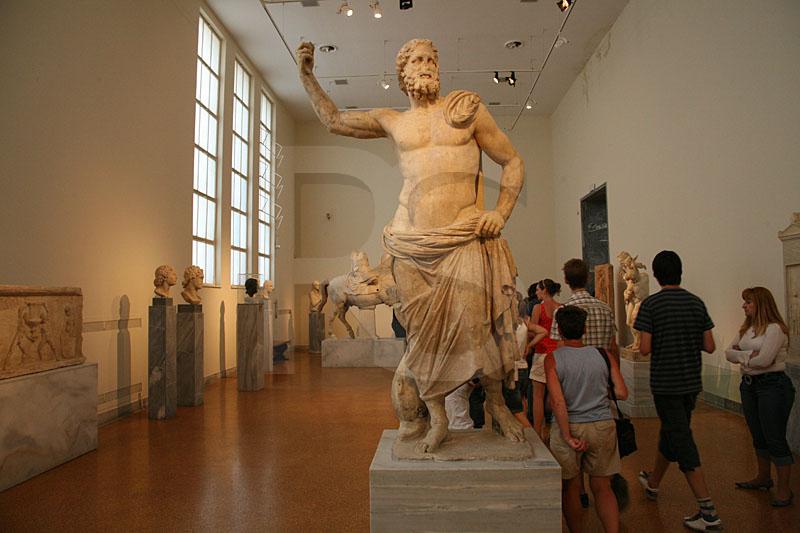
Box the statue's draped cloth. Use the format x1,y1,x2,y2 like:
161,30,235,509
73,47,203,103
383,214,519,401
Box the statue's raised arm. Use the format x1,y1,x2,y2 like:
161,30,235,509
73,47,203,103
297,42,392,139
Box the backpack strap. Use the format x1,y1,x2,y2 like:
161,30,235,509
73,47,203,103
597,347,626,420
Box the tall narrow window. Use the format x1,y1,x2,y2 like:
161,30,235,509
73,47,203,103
230,61,251,286
258,92,273,281
192,16,221,284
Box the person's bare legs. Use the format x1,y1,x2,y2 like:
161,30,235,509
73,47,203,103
685,467,710,499
590,475,620,533
738,455,771,486
776,464,793,500
645,452,671,489
514,411,532,428
533,381,545,437
562,476,584,533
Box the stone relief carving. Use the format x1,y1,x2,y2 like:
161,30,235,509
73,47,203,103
594,263,614,313
298,38,525,453
181,266,204,305
0,286,85,379
617,251,649,351
153,265,177,298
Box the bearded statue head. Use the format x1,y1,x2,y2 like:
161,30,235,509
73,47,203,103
396,39,440,101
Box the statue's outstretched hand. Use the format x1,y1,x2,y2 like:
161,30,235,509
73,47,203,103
475,210,505,238
297,42,315,75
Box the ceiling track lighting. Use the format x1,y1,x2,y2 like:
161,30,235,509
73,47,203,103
370,1,383,19
525,99,537,110
337,1,353,16
380,79,390,90
493,72,500,84
508,72,516,86
556,0,574,12
492,71,517,86
399,0,412,9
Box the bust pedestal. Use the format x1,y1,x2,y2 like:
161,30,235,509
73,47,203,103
237,303,265,391
618,346,657,417
177,304,204,406
309,311,325,353
148,298,177,419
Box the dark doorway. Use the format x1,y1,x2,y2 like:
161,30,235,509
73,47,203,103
580,185,609,296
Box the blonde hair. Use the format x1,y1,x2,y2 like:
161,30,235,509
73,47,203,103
739,286,789,337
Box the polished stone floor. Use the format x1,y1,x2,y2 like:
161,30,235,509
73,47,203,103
1,349,798,532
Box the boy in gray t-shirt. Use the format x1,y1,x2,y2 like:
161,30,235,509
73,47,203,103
545,306,628,533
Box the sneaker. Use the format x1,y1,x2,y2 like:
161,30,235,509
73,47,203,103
638,471,659,500
683,511,723,531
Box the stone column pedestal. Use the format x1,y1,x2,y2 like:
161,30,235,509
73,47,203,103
148,298,177,419
786,361,800,455
177,304,204,407
618,347,657,417
237,303,264,391
263,300,274,371
309,311,325,353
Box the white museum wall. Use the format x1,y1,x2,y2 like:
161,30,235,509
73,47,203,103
0,0,297,417
550,0,800,401
292,114,555,344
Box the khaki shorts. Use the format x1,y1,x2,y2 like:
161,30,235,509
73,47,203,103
549,419,620,479
530,353,547,384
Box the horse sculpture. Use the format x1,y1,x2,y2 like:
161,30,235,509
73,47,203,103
319,251,400,338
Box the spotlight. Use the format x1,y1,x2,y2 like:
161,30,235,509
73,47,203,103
400,0,412,9
493,72,500,84
554,36,569,48
380,79,390,90
370,1,383,18
556,0,574,12
525,100,536,110
507,72,516,86
337,1,353,16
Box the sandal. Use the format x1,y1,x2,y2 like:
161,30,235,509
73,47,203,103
734,479,773,491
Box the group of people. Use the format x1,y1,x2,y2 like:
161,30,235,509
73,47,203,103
510,253,794,532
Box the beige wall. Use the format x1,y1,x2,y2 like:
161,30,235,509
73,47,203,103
550,0,800,398
291,115,555,343
0,1,296,415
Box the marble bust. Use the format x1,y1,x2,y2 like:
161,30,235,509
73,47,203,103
261,279,274,300
298,38,525,452
244,278,259,302
309,280,324,312
181,266,204,305
153,265,177,298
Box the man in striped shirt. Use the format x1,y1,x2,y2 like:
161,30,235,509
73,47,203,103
634,250,722,532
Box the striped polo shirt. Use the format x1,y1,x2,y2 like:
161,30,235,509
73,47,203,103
634,287,714,395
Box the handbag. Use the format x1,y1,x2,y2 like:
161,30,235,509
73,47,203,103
598,348,638,458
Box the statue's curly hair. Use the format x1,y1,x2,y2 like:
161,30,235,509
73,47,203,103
396,38,438,95
153,265,175,287
183,265,204,288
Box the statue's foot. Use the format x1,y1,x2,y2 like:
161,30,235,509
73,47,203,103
495,411,525,442
397,419,428,441
414,424,448,454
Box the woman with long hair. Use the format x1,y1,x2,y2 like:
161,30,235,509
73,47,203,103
725,286,795,506
527,278,562,438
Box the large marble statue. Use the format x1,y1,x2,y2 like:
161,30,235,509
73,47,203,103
181,266,204,305
617,251,649,351
323,251,398,338
298,38,525,452
153,265,177,298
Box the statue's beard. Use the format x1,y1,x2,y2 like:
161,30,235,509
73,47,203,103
404,74,440,101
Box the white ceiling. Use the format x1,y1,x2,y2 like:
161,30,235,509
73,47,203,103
206,0,629,130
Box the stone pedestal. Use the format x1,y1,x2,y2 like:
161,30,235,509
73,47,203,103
263,301,274,371
237,303,264,391
148,298,177,419
355,307,377,339
786,361,800,455
0,363,98,491
618,350,657,418
322,338,405,368
309,311,325,354
370,429,561,532
778,215,800,454
177,304,204,407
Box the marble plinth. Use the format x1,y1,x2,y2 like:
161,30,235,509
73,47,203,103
177,304,203,407
309,311,325,354
355,307,377,339
322,338,406,368
0,362,98,491
148,298,177,419
786,361,800,455
237,303,264,391
618,356,657,418
370,429,561,532
263,301,273,372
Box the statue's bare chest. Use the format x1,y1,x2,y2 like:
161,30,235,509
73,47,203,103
391,110,474,153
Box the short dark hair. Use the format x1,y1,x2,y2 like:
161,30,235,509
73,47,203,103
652,250,682,286
562,258,588,289
555,305,587,340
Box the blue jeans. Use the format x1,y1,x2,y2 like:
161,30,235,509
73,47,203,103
740,372,795,466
